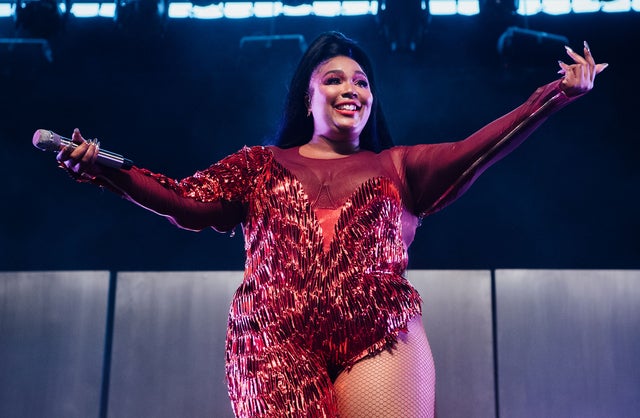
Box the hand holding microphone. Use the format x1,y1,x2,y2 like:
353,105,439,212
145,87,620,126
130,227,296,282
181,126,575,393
33,128,133,180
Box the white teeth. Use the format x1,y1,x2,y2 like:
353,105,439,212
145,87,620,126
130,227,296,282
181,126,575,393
336,104,358,111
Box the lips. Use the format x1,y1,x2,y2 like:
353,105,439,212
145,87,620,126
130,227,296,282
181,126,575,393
334,102,361,111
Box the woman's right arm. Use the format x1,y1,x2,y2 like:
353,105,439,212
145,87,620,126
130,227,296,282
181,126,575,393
57,129,264,232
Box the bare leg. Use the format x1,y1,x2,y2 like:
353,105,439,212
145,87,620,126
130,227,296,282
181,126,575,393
333,316,436,418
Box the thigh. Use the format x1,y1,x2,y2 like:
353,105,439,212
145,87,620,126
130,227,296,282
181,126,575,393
333,316,436,418
227,341,338,418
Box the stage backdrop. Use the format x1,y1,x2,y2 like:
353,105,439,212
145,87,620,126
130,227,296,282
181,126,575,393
1,269,638,417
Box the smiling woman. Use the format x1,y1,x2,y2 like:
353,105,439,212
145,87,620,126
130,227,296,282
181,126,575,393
303,55,374,154
53,31,606,417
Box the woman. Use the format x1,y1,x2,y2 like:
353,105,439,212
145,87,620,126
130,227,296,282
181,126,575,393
57,32,606,417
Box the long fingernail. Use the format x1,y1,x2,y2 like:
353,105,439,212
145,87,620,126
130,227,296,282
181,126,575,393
564,45,574,53
583,41,590,52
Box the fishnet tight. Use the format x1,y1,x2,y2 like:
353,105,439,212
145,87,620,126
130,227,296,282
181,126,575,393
333,316,436,418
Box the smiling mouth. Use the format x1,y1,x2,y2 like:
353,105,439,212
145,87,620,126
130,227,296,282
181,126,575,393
335,103,360,111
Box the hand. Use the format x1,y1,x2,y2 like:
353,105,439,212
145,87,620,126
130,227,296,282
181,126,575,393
56,128,103,180
558,41,608,97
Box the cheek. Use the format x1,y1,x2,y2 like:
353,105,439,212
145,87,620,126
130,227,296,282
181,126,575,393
364,95,374,114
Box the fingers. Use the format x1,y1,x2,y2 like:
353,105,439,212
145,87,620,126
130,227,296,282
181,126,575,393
565,45,588,66
565,41,608,74
557,60,569,75
595,62,609,75
557,41,608,96
56,130,100,175
71,127,85,144
582,41,596,67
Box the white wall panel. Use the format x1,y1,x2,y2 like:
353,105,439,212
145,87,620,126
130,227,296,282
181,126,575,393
0,271,109,418
408,270,496,418
108,271,242,418
495,269,640,418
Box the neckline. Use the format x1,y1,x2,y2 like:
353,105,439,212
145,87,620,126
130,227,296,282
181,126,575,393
296,145,367,161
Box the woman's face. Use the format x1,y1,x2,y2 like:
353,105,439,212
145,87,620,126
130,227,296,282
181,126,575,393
307,55,373,143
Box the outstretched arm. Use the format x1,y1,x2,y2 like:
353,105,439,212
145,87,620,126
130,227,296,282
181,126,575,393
404,42,607,217
56,129,265,232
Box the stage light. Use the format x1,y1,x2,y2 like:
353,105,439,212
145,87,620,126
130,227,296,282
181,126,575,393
313,1,341,16
571,0,601,12
429,0,456,15
542,0,571,14
282,3,312,15
70,2,99,17
601,0,632,12
377,0,429,52
457,0,480,15
516,0,541,15
0,3,13,17
14,0,65,38
224,2,252,18
167,1,190,17
192,3,223,17
253,1,283,17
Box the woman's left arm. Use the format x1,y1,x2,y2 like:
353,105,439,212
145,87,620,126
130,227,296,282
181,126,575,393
405,42,607,217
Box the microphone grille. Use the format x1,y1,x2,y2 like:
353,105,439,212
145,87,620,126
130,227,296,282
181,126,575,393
32,129,60,152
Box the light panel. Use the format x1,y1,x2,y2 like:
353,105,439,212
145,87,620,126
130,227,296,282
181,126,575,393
99,3,116,16
429,0,457,15
70,3,100,17
0,0,637,19
253,1,282,16
0,3,13,17
457,0,479,15
223,1,253,17
342,0,376,15
542,0,571,15
282,3,312,16
518,0,542,15
312,1,341,16
571,0,601,13
192,3,224,18
601,0,632,12
168,2,192,17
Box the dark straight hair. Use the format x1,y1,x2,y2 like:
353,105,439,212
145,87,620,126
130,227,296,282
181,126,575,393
273,31,394,153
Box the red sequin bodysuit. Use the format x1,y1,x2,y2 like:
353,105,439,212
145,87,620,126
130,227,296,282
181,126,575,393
98,81,579,417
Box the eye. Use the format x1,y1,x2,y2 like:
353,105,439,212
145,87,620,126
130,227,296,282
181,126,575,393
325,77,342,85
355,79,369,88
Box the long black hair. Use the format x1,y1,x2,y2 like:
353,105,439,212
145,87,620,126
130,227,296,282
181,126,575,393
273,31,394,153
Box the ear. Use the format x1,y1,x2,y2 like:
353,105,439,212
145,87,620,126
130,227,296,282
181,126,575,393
304,93,312,117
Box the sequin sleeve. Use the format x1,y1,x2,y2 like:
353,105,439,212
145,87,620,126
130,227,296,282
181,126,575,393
402,80,583,217
95,146,271,232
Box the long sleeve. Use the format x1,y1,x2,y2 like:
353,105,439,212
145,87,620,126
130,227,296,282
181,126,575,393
93,146,271,232
402,79,582,217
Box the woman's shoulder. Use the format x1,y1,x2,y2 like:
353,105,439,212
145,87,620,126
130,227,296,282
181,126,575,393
217,145,275,165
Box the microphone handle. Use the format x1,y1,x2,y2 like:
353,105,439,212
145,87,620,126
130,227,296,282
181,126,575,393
56,136,133,170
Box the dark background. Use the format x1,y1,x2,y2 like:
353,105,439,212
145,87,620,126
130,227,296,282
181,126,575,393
1,10,638,271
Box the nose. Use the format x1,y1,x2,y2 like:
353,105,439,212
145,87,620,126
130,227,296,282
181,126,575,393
342,85,358,98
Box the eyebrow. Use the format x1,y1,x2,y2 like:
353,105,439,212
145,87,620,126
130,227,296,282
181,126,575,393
322,69,368,78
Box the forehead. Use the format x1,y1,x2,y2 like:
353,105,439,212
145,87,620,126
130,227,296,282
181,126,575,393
312,55,367,78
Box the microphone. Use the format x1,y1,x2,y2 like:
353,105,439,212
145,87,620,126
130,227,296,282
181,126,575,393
32,129,133,170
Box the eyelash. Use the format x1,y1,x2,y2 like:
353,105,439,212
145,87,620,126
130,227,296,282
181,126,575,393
325,77,369,88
